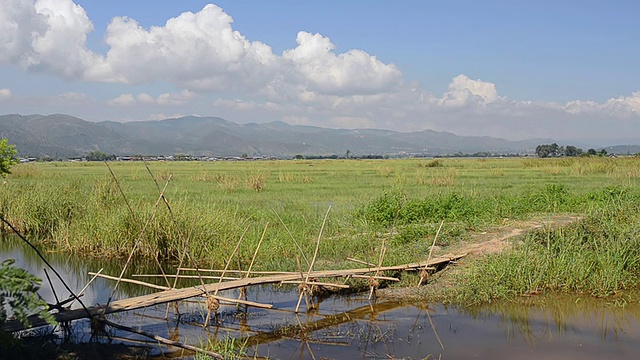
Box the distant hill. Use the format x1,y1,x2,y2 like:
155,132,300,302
0,113,572,158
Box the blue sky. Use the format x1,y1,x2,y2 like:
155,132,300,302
1,0,639,141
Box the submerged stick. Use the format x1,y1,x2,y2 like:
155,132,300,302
99,318,223,359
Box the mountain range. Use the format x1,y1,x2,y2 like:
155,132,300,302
0,113,631,159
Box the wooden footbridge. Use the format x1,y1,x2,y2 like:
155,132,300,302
1,253,464,333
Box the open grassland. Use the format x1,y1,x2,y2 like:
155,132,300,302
3,157,640,302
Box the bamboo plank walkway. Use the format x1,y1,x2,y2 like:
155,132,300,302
2,253,464,332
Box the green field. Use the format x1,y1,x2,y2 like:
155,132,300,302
3,157,640,303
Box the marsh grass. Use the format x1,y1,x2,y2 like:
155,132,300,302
449,189,640,304
3,157,640,289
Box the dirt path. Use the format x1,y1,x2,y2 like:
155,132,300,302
378,214,582,299
454,214,582,257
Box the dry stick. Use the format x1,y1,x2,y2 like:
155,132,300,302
272,208,310,268
53,268,102,310
90,272,272,309
368,220,397,300
132,274,240,280
144,162,207,319
78,268,103,297
347,257,377,268
281,281,349,289
90,272,169,291
105,161,171,289
204,227,249,327
165,215,200,320
238,222,269,304
43,268,60,305
294,256,310,311
0,215,93,321
98,317,223,359
418,220,445,286
107,176,171,309
144,162,206,294
143,162,189,290
295,206,331,313
179,268,295,275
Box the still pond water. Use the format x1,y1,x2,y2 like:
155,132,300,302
2,235,640,359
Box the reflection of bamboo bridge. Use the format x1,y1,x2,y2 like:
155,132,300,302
2,254,464,333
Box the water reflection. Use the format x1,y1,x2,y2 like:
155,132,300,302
2,234,640,359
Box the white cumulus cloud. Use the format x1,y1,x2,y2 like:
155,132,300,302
282,32,402,96
438,74,500,107
0,88,12,99
108,93,136,107
0,0,105,79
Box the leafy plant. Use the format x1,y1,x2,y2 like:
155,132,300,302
0,138,18,177
0,259,56,329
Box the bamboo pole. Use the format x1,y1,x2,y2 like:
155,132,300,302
346,257,377,267
295,206,331,313
3,253,466,333
89,273,273,309
178,268,295,275
238,222,269,305
348,274,400,282
418,220,444,286
280,281,350,289
132,274,240,281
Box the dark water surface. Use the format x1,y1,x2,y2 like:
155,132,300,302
2,235,640,359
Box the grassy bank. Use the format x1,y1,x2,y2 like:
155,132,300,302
2,157,640,301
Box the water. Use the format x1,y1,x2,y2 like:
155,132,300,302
2,234,640,359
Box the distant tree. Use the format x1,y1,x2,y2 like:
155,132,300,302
564,145,583,157
345,149,351,159
86,150,115,161
535,143,562,158
598,149,608,157
293,154,304,160
0,138,18,177
241,153,248,159
587,148,597,156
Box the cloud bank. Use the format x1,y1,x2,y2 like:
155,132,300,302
1,0,639,141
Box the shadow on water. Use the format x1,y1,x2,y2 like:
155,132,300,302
3,234,640,359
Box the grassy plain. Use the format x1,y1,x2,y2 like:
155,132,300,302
3,157,640,302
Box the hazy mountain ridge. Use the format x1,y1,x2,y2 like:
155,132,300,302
0,113,625,159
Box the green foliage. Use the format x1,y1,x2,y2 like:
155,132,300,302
535,143,584,158
86,150,115,161
0,138,18,177
450,196,640,304
0,259,55,329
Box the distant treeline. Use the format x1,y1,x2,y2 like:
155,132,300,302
535,143,607,158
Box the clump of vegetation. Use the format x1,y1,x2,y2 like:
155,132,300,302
0,259,56,329
448,186,640,304
0,138,18,177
